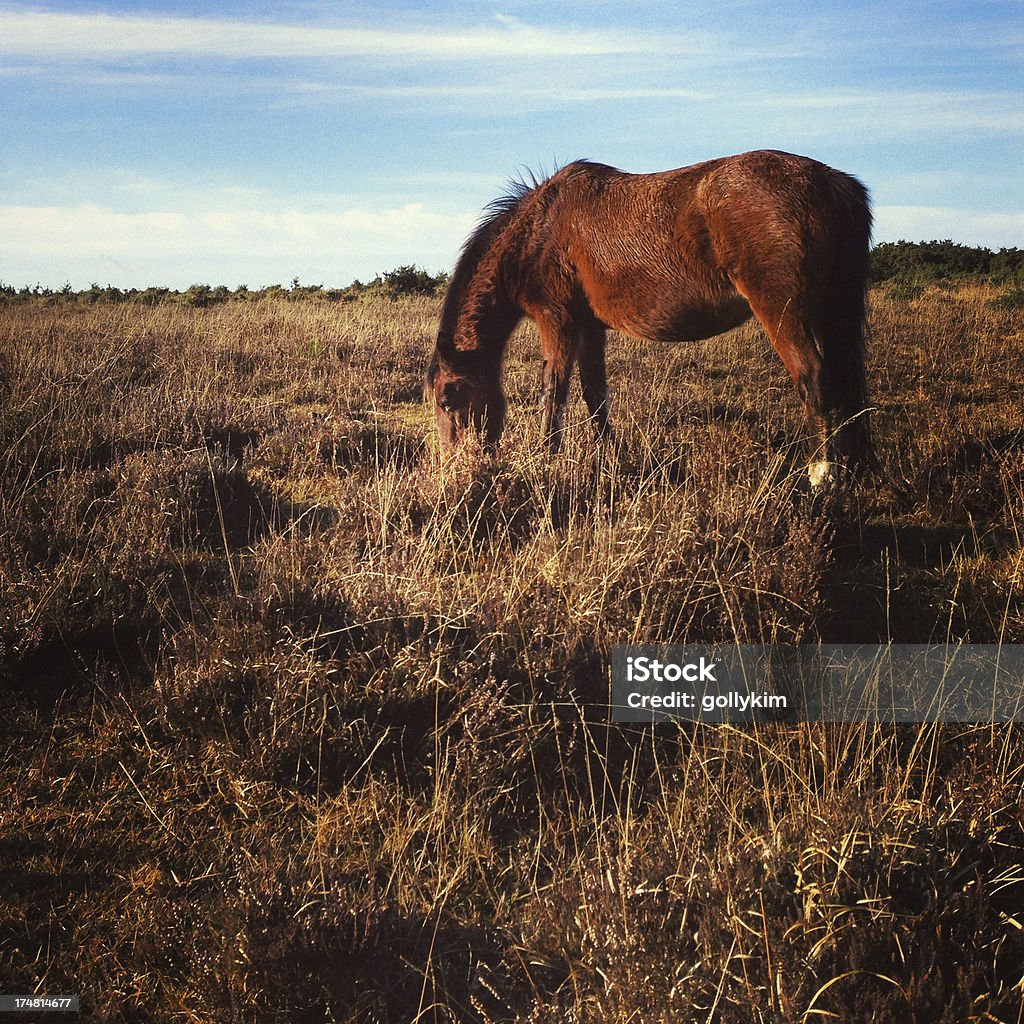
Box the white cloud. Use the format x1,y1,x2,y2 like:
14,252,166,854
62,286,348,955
0,196,476,288
0,199,471,254
874,205,1024,248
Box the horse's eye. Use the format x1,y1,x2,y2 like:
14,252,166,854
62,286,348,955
439,382,465,411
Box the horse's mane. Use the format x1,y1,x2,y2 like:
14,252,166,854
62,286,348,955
434,173,546,360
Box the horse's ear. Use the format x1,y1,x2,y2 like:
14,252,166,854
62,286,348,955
439,380,467,411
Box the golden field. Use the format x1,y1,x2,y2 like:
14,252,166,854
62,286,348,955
1,284,1023,1022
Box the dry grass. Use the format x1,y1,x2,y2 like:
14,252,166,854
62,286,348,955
1,284,1023,1022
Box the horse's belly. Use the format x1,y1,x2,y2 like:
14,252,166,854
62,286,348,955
616,294,753,344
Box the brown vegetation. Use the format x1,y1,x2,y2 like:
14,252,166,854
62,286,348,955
1,284,1023,1021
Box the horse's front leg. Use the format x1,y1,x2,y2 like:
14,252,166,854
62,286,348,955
577,324,613,439
540,359,573,452
537,318,576,452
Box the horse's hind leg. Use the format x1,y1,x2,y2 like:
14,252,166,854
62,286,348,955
739,290,835,485
577,323,613,438
776,325,836,486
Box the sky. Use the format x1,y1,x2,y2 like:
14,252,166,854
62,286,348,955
1,0,1022,290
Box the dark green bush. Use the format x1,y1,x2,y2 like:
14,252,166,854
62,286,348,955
870,240,1024,285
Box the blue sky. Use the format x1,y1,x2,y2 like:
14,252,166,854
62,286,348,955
1,0,1021,289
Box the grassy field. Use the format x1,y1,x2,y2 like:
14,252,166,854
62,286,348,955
1,284,1023,1022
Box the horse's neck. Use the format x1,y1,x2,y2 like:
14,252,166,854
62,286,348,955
437,206,527,370
448,271,520,364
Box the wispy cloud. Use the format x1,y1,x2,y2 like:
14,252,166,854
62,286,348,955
765,89,1023,125
284,82,710,102
721,88,1024,140
0,8,685,61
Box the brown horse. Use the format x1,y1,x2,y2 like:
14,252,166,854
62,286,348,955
425,150,872,485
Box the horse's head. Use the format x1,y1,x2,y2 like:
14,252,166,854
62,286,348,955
425,353,505,452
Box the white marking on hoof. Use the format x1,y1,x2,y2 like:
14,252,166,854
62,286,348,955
808,459,837,489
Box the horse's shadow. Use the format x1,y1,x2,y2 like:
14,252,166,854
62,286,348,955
820,429,1023,642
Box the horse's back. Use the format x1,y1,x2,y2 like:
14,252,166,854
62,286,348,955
555,151,864,268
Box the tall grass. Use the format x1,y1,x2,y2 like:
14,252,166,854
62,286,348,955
1,284,1023,1021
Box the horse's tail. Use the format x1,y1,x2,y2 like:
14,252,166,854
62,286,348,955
820,171,874,469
